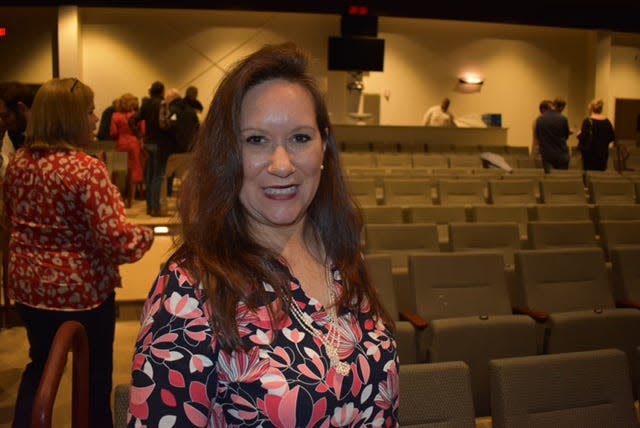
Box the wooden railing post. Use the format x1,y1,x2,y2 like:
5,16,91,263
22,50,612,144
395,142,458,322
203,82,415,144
31,320,90,428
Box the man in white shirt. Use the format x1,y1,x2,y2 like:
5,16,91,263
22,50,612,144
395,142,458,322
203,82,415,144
423,97,455,127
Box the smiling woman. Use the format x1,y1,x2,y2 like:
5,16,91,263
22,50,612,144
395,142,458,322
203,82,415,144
128,42,399,427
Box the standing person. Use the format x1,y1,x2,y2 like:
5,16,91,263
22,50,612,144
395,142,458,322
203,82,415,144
184,85,204,114
129,81,170,216
111,93,145,207
535,97,571,173
160,88,199,198
577,98,616,171
5,78,154,428
98,98,117,141
422,97,455,127
531,99,553,167
128,42,399,427
0,81,39,152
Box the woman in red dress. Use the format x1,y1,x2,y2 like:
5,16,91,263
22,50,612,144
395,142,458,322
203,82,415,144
111,93,144,207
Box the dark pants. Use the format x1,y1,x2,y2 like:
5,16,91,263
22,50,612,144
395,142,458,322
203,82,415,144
542,150,570,173
12,294,116,428
144,144,168,213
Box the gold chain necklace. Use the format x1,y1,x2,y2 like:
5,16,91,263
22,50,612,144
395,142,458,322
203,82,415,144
288,265,351,376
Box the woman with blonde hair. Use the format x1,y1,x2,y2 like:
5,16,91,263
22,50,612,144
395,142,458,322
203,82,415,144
5,78,153,428
577,98,616,171
111,92,145,207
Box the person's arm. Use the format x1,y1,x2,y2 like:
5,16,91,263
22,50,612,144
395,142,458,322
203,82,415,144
80,156,153,263
129,262,218,427
128,110,143,140
422,109,432,126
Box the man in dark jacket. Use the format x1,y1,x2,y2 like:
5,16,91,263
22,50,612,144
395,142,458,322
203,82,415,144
535,100,570,173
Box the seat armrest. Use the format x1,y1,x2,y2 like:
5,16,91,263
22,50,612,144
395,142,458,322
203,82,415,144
616,300,640,310
513,306,549,323
399,311,429,330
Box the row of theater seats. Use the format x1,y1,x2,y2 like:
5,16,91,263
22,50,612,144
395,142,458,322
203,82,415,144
347,172,640,207
361,205,640,257
365,246,640,419
400,349,640,427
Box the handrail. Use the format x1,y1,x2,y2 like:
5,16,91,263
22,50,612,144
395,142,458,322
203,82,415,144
31,320,90,428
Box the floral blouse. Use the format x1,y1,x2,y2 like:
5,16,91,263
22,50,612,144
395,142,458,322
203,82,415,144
129,260,399,427
4,149,153,310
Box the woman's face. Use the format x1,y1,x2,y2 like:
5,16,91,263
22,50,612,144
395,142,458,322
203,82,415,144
239,79,325,232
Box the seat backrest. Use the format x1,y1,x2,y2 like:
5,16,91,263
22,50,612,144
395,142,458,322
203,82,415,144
540,178,587,204
472,205,529,240
527,220,597,249
360,205,405,224
448,154,483,168
406,205,468,249
400,362,476,428
365,254,399,321
340,151,375,167
533,203,591,221
411,153,449,168
364,223,440,270
409,251,513,319
375,152,412,168
589,179,637,204
448,221,521,267
513,247,613,312
437,179,486,205
596,203,640,221
599,220,640,256
489,349,639,428
610,245,640,305
346,177,378,206
488,179,537,205
382,178,433,206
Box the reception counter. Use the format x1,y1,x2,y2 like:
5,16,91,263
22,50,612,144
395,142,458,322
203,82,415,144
332,124,508,150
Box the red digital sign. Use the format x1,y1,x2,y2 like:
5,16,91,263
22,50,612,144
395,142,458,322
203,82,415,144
0,28,6,37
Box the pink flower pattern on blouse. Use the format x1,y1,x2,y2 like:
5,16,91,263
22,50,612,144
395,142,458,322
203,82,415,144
4,149,153,310
129,261,399,427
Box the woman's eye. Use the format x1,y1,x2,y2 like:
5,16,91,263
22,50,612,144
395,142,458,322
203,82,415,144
292,134,312,144
245,135,265,145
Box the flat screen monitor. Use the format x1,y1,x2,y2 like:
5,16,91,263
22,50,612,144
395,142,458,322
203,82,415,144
328,36,385,72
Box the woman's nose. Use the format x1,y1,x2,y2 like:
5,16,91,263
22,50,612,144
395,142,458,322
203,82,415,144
268,143,295,176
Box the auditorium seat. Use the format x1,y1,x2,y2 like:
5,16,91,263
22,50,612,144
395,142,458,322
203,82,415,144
513,247,640,393
488,178,537,205
437,178,487,205
405,205,467,249
540,177,588,204
400,362,477,428
527,220,598,249
364,254,418,363
489,349,639,428
532,203,592,221
360,205,405,224
345,177,379,206
375,152,412,168
589,179,637,204
406,251,537,416
596,203,640,221
448,221,521,267
471,205,530,242
382,177,433,206
411,153,449,168
610,245,640,311
599,220,640,258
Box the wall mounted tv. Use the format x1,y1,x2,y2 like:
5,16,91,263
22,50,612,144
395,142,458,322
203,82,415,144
328,36,385,72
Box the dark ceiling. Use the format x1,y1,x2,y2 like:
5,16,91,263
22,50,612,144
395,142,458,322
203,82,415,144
10,0,640,34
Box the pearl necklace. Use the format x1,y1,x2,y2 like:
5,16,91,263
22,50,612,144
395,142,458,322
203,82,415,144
288,265,351,376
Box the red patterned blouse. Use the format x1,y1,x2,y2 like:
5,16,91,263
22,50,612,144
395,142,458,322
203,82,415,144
4,149,154,310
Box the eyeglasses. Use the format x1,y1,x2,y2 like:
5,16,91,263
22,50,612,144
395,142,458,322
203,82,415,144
70,78,79,92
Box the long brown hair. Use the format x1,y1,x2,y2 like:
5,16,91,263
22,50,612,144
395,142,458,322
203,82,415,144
174,42,392,351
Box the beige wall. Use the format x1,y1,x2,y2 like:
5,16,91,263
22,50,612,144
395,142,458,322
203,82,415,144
1,7,639,148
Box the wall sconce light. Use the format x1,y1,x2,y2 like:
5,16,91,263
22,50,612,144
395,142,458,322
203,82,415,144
458,76,484,85
456,74,484,93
